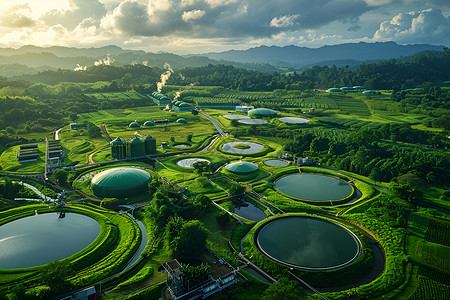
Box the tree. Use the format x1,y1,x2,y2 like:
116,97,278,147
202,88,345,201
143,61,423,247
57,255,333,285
39,260,73,292
216,211,230,228
191,109,199,115
172,220,208,260
229,183,245,196
53,169,68,185
100,198,120,210
192,161,209,174
230,119,239,127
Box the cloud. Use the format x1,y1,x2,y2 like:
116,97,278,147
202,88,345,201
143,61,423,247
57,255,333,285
41,0,106,30
0,4,38,28
101,0,371,39
182,10,206,22
373,8,450,44
270,15,299,28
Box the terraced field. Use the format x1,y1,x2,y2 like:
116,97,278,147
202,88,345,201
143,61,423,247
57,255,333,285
331,95,371,116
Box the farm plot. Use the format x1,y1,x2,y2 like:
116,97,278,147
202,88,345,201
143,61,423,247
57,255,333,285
409,277,450,300
185,96,242,107
331,95,371,116
416,241,450,271
425,219,450,246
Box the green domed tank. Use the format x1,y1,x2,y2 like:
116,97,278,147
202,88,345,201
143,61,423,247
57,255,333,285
129,121,140,128
144,121,155,126
91,167,151,198
225,161,258,174
145,135,156,155
247,108,277,118
176,118,187,123
128,136,145,157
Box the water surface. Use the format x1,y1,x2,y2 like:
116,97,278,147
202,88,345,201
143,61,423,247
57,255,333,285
257,216,360,269
275,173,352,201
0,213,100,269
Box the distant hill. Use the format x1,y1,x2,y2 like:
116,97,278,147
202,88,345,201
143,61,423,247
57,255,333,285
199,42,445,67
0,45,282,75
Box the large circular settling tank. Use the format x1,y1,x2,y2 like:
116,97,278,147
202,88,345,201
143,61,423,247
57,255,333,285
256,216,361,270
275,173,352,201
279,117,310,124
91,167,151,198
0,213,100,269
223,114,251,120
222,141,264,154
238,119,268,125
176,158,210,168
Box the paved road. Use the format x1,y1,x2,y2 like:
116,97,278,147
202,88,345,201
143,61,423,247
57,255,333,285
197,109,227,136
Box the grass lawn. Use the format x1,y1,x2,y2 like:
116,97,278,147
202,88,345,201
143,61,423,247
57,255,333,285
0,143,46,173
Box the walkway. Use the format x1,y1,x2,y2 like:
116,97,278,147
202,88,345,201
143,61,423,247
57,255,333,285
55,127,63,140
101,123,112,142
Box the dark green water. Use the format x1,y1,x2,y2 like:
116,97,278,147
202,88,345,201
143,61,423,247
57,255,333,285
256,217,360,269
0,213,100,269
264,159,289,167
275,173,352,201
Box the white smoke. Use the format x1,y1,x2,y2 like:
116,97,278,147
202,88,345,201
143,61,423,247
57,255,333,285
174,91,181,99
94,54,115,66
74,64,87,71
157,63,174,92
142,60,149,66
178,73,185,80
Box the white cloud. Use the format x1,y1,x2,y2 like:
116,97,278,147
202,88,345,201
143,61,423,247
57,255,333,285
182,10,206,22
373,8,450,44
270,15,299,28
0,4,38,28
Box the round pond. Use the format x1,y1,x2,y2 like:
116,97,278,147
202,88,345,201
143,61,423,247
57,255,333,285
222,141,264,154
275,173,352,202
279,117,310,124
264,159,289,167
176,158,210,168
256,216,361,270
223,114,251,120
0,213,100,269
173,144,190,148
238,119,268,125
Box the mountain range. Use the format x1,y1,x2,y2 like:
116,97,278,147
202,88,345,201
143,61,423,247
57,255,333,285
0,41,444,77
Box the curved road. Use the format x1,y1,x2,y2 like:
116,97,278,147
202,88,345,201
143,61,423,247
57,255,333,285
197,109,227,136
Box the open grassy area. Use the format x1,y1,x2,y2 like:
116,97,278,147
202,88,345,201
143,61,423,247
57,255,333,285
0,143,46,173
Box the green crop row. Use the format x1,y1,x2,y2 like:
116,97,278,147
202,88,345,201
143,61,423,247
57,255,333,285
425,219,450,246
409,276,450,300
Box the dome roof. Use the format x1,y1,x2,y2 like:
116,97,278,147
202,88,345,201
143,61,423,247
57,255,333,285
144,121,155,126
110,137,125,145
176,118,187,123
248,108,277,116
129,121,140,128
91,167,151,198
174,101,183,106
225,161,258,174
129,136,144,144
179,102,191,107
327,88,341,93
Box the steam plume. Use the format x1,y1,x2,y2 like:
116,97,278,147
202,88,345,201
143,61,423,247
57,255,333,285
94,53,115,66
74,64,87,71
157,63,173,92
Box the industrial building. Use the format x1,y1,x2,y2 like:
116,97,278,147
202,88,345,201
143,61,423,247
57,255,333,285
17,144,39,162
110,135,157,159
91,167,151,198
236,105,254,112
150,92,172,105
171,101,194,112
247,108,277,118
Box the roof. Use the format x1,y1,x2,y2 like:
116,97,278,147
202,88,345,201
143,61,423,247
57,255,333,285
176,118,187,123
129,121,140,128
179,102,191,107
225,161,258,174
91,167,151,188
144,121,155,126
248,108,277,116
129,136,144,144
110,137,125,145
327,88,341,92
145,135,155,140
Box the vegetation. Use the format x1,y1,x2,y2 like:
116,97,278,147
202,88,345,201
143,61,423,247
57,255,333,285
0,50,449,299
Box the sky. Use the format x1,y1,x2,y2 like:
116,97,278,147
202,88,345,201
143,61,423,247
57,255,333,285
0,0,449,54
